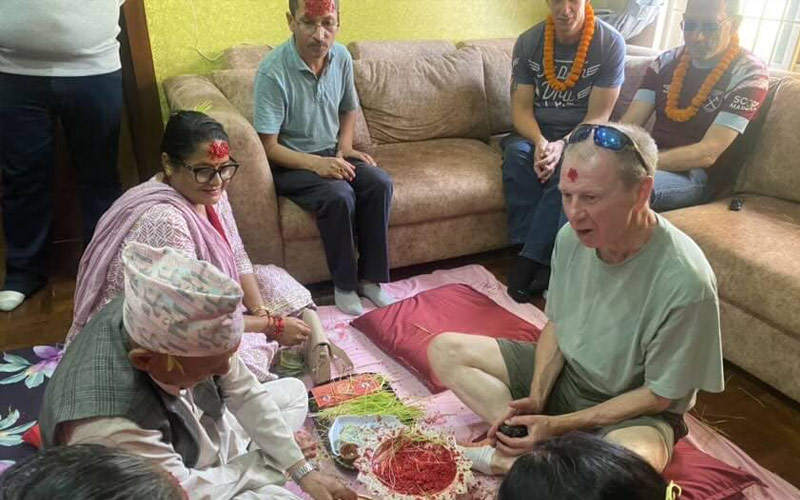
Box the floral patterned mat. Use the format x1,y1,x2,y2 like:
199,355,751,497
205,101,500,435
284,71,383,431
0,345,63,474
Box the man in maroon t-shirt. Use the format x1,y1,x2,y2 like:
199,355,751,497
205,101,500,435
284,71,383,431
622,0,768,211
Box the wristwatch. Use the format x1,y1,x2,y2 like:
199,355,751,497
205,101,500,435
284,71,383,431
290,461,318,483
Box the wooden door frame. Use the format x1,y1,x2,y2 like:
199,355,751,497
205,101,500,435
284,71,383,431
119,0,163,181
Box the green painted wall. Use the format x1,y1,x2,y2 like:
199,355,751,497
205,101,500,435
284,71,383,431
144,0,550,114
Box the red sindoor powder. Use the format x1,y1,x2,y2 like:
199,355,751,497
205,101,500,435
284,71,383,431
372,440,458,495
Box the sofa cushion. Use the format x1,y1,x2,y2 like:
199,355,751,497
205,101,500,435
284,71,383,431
611,55,656,121
212,69,258,123
354,48,491,144
348,40,456,61
459,39,515,135
663,196,800,338
222,44,272,69
736,77,800,204
459,38,515,53
211,68,371,148
279,139,504,241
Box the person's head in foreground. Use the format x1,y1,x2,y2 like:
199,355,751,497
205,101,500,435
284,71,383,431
559,122,658,260
161,110,239,209
0,444,186,500
287,0,340,61
497,433,680,500
122,241,244,389
683,0,742,62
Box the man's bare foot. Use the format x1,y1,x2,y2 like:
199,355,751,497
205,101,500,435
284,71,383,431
294,429,319,460
458,443,518,475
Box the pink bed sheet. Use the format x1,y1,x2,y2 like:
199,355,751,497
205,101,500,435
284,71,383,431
308,264,799,500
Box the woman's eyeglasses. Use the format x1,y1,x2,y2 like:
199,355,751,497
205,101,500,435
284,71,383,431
177,160,240,184
568,124,649,172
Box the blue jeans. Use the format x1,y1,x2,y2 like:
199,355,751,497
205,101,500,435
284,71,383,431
651,168,711,212
0,71,123,294
501,134,567,266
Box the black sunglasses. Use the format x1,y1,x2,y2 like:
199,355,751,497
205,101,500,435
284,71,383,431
568,124,649,172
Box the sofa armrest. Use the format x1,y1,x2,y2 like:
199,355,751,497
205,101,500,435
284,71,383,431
162,75,285,266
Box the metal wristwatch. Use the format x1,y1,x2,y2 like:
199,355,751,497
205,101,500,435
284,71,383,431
290,461,318,483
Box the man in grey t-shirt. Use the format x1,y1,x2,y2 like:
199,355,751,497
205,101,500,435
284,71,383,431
429,123,724,475
505,0,625,304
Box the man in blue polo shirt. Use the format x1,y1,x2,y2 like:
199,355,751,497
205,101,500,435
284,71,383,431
254,0,394,316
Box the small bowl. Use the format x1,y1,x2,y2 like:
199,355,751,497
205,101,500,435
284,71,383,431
339,442,360,463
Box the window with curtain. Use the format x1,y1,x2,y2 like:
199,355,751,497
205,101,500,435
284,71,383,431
657,0,800,70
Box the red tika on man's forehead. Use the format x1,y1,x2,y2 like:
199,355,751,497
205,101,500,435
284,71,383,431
305,0,335,16
208,141,230,160
567,168,579,182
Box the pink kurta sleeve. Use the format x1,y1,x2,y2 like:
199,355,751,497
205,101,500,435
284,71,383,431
216,192,254,276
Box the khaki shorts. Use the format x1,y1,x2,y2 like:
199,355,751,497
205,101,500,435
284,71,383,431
497,339,687,456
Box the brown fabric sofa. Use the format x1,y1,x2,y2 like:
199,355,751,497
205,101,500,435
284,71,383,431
162,40,800,403
164,40,510,286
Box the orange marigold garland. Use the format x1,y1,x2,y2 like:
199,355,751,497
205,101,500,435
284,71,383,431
544,3,596,92
665,33,740,122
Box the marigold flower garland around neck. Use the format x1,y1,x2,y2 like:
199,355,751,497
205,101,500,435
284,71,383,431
543,2,596,92
665,33,740,122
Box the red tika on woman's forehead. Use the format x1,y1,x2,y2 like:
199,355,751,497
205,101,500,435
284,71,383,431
305,0,335,17
208,141,230,160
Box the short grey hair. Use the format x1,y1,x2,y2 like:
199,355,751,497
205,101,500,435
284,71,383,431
564,123,658,189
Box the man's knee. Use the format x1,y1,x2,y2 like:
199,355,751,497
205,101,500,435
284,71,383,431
502,137,535,168
361,166,393,198
428,333,473,379
320,181,356,214
282,377,309,406
604,426,671,472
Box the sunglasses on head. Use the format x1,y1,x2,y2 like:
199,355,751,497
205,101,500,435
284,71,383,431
568,124,649,172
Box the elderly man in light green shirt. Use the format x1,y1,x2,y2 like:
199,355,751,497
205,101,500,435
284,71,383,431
428,122,724,475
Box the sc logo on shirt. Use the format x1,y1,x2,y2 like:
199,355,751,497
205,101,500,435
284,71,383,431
729,95,760,113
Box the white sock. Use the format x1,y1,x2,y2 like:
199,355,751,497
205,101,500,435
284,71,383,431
0,291,25,312
334,287,364,316
459,444,496,475
358,281,397,308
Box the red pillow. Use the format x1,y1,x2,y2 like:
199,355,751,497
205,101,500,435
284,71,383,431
664,440,764,500
351,284,541,392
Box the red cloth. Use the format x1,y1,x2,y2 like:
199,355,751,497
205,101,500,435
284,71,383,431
205,205,230,247
351,284,541,393
664,440,763,500
22,424,42,449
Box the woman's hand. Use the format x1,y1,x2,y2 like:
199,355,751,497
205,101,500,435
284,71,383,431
277,316,311,346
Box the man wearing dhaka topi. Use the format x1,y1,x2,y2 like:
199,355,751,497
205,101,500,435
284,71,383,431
254,0,395,317
40,242,356,500
622,0,769,212
504,0,626,303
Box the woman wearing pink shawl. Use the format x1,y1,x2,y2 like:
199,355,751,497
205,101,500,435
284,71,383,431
68,111,315,381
